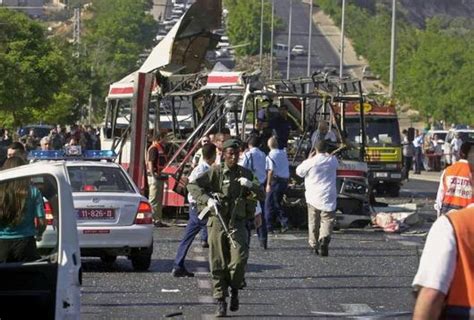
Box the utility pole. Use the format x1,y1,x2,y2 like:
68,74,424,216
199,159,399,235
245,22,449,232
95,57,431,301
286,0,293,80
73,7,81,45
307,0,313,78
270,0,275,78
389,0,397,98
339,0,346,78
259,0,264,68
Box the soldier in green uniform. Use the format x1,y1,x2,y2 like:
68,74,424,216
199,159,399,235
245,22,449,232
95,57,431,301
187,139,264,317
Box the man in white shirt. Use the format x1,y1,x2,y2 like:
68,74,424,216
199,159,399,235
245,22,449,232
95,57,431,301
310,120,337,148
171,143,217,277
296,140,338,256
412,206,474,319
450,132,463,163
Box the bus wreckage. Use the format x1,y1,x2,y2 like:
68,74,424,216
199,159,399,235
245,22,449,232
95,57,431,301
102,0,373,228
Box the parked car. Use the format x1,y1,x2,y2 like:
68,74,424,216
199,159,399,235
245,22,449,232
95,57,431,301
291,45,306,56
0,162,81,319
32,149,154,271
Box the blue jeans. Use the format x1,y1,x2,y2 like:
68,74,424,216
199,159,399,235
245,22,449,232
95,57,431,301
264,179,288,232
173,204,208,269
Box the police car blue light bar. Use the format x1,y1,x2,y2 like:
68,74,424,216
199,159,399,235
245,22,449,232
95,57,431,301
28,150,66,160
83,150,117,161
28,149,117,162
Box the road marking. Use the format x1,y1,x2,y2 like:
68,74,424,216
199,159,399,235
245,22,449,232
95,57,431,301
193,246,204,254
201,314,215,320
197,279,211,289
198,296,214,304
194,255,207,262
341,304,373,313
311,303,412,319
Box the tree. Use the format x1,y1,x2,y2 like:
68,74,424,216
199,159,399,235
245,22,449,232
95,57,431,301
0,9,67,126
79,0,158,119
224,0,278,56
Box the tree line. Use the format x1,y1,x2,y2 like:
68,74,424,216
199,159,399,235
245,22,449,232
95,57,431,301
0,0,157,127
317,0,474,126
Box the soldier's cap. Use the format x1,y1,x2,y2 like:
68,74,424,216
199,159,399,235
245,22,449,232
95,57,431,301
222,138,241,150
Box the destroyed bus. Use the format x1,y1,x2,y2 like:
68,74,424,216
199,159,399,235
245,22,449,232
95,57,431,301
231,72,372,228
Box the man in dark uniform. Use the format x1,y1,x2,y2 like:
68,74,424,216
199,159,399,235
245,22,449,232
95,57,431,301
187,139,264,317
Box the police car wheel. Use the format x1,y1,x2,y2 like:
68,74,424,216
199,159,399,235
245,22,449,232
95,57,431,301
100,254,117,265
131,244,153,271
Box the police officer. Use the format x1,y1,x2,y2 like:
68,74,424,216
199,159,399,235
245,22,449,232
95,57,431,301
187,139,264,317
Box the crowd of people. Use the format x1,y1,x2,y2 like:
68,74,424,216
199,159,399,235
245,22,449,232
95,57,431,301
2,112,473,317
144,101,341,317
0,125,100,166
401,128,466,181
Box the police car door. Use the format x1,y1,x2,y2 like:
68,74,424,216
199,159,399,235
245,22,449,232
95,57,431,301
0,163,81,319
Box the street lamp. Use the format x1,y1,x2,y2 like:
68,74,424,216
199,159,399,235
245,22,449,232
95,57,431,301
307,0,313,78
259,0,264,68
286,0,293,80
389,0,396,98
270,0,275,78
339,0,346,79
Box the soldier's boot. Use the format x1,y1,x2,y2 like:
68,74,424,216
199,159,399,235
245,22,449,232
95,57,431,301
319,237,330,257
229,288,239,312
215,298,227,317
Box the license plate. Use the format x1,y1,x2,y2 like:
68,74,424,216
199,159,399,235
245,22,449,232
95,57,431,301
375,172,388,178
77,208,115,220
391,173,402,179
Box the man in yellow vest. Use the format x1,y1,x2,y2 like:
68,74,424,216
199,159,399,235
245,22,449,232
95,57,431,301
434,142,473,216
412,205,474,319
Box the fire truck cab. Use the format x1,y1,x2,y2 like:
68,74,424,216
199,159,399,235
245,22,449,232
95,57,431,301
343,102,402,197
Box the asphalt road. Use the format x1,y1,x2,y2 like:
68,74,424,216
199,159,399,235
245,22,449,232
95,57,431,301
80,173,439,319
274,0,340,79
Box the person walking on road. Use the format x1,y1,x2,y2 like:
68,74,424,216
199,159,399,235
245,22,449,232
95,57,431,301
413,129,424,174
265,137,290,234
241,135,267,249
412,206,474,319
187,139,264,317
146,132,168,227
296,140,338,256
434,142,473,216
171,143,217,277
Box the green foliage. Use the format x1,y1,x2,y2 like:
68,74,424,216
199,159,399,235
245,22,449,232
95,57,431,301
0,9,67,126
224,0,280,56
317,1,474,125
84,0,158,83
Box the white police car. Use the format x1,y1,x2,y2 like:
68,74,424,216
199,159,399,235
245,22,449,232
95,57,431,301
0,161,81,319
31,148,154,271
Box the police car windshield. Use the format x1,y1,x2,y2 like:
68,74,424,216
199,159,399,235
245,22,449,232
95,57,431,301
67,166,135,193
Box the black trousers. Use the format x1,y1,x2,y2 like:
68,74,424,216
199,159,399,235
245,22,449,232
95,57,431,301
0,236,40,263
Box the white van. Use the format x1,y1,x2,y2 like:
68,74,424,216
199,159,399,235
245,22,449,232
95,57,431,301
0,162,81,319
273,43,294,60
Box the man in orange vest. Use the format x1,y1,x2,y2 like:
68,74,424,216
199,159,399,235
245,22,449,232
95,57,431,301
412,205,474,319
146,132,168,227
434,142,473,216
